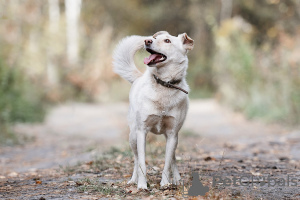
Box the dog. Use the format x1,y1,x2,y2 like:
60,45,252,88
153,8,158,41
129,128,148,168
113,31,194,189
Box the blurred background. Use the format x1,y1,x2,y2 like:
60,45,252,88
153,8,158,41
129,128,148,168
1,0,300,145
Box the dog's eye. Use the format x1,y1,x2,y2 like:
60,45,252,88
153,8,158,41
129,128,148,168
164,39,171,43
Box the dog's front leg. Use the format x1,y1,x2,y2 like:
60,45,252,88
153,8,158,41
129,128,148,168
137,130,147,189
171,153,181,185
161,133,178,187
128,131,138,184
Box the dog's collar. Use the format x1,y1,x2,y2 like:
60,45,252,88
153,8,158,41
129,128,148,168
153,74,188,94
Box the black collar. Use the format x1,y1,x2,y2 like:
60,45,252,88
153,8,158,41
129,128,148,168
153,74,188,94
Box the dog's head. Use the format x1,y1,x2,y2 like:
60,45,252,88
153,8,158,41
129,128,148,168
144,31,194,67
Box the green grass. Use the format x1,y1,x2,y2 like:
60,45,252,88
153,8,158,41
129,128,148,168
60,146,133,175
180,129,201,138
105,146,133,158
0,58,46,146
76,178,126,196
0,124,18,146
59,162,82,175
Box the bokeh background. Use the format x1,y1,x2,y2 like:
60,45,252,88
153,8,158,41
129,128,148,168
1,0,300,145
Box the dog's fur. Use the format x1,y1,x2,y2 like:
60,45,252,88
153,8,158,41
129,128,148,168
113,31,194,189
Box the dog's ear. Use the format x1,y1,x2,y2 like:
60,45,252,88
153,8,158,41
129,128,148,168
179,33,194,51
153,31,169,39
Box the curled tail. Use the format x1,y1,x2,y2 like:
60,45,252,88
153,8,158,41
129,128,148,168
113,35,146,83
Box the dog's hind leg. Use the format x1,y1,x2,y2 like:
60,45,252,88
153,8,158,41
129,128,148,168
128,131,138,184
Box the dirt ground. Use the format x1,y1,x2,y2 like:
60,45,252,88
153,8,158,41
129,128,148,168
1,100,300,199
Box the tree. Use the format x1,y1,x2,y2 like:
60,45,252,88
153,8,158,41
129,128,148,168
65,0,81,65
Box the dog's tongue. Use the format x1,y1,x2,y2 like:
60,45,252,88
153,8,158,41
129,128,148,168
144,54,162,64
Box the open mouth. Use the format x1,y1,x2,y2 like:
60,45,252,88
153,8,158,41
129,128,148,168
144,48,167,65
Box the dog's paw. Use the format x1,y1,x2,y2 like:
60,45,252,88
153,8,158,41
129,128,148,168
172,173,181,185
160,179,170,187
127,178,137,185
160,171,171,187
127,176,138,185
160,182,172,190
172,177,181,185
137,182,148,189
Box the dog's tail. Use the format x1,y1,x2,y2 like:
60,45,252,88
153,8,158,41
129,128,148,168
113,35,145,83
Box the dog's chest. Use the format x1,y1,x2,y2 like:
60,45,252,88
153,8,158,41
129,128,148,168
144,114,175,134
148,91,182,113
152,99,172,114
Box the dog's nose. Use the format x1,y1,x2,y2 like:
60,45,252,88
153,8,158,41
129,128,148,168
144,39,153,46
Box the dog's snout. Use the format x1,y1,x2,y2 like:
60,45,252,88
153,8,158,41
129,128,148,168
144,39,153,46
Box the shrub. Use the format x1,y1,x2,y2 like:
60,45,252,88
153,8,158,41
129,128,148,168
214,17,300,125
0,59,46,145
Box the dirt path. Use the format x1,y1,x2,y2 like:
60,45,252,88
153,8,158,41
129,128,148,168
0,100,299,199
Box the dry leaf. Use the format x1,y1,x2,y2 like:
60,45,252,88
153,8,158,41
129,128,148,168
86,161,93,165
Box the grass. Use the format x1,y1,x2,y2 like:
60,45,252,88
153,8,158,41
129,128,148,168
60,146,133,175
0,122,36,146
76,178,126,196
105,146,133,158
60,162,82,175
180,129,201,138
0,58,46,146
0,124,18,146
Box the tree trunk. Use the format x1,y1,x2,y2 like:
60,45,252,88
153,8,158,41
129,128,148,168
220,0,233,23
65,0,82,65
47,0,60,85
49,0,60,31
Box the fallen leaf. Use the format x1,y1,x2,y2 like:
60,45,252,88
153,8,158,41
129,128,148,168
204,156,215,161
86,161,93,165
76,181,83,186
126,186,138,194
123,174,131,178
8,172,18,177
176,156,182,161
68,181,76,186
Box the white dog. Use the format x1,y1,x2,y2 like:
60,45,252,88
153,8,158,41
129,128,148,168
113,31,194,189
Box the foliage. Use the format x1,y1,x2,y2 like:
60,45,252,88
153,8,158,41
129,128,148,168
214,17,300,124
81,0,220,97
0,59,45,145
233,0,300,45
0,0,299,127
